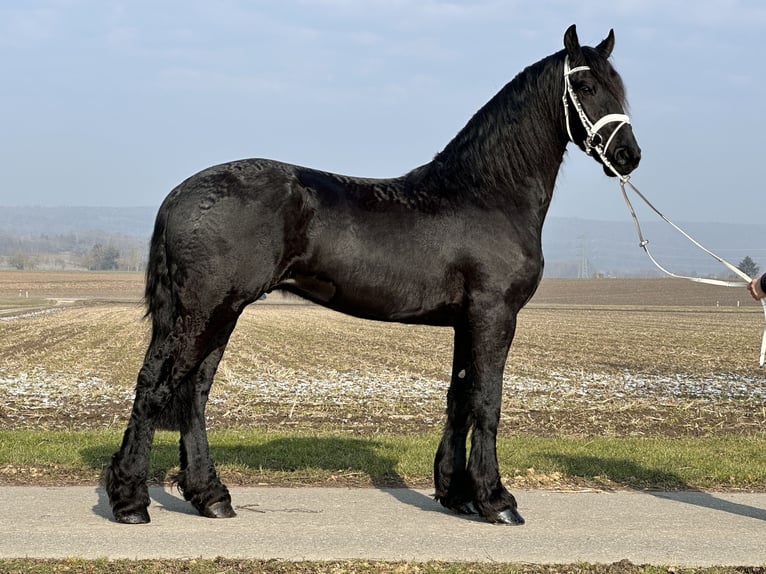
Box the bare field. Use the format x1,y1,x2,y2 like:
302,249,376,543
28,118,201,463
1,270,761,307
1,271,765,437
0,270,144,300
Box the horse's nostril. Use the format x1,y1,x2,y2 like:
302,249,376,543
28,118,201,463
614,146,640,168
614,147,628,165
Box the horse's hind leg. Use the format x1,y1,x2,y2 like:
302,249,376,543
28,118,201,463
173,322,238,518
104,330,183,523
105,313,234,523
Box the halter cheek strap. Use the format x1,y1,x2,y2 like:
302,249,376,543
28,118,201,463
563,57,631,161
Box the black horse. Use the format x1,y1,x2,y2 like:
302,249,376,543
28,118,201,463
106,25,640,525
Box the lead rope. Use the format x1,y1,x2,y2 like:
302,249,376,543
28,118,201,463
616,175,766,367
564,57,766,366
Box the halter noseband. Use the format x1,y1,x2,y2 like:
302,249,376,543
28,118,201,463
563,56,631,166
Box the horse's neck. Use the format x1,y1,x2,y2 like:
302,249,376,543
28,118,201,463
426,58,568,218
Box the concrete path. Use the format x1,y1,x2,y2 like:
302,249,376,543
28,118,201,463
1,486,765,566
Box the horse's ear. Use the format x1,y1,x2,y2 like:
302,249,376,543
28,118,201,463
564,24,582,62
596,29,615,59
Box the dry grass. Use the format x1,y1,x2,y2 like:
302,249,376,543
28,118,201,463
4,558,760,574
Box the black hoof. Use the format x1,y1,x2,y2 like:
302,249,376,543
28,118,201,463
202,500,237,519
114,508,151,524
492,507,525,525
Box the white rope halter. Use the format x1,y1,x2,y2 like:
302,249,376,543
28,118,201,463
563,57,766,367
563,56,631,158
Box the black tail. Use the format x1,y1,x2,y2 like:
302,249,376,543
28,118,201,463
144,204,175,347
144,204,187,430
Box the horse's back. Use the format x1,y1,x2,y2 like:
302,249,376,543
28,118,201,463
160,158,301,222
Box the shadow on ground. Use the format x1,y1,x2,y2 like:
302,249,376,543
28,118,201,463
82,435,436,519
81,440,766,522
83,436,408,486
546,453,766,522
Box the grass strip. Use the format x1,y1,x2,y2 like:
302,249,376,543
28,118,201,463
0,430,764,491
0,558,763,574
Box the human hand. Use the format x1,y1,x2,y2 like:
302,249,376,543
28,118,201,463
748,276,766,300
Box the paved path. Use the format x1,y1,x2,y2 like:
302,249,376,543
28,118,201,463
1,486,765,566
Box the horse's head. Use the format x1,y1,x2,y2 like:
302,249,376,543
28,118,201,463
563,25,641,177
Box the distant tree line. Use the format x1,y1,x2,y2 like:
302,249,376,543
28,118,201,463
84,243,120,270
0,231,147,271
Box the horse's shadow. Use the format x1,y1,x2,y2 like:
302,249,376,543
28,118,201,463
84,441,766,523
82,435,437,520
545,453,766,522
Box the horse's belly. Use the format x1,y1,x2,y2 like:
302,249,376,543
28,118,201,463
277,269,457,325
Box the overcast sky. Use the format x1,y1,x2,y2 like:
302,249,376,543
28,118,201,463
2,1,765,225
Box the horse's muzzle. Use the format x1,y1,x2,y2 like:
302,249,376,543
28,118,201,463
608,144,642,176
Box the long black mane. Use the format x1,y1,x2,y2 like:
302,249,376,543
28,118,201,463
431,53,566,200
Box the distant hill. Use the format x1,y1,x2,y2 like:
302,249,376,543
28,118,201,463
1,206,764,277
543,218,766,278
0,206,156,270
0,206,156,237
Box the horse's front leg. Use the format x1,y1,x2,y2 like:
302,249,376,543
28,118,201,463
466,305,524,525
434,324,476,514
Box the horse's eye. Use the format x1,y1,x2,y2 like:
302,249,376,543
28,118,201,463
579,85,594,96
